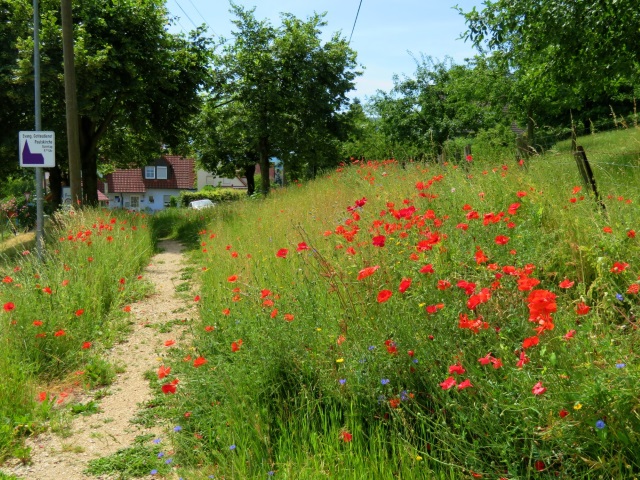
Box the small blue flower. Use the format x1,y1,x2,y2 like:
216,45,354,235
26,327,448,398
157,452,164,458
165,458,173,464
381,378,390,385
153,438,161,444
616,363,626,368
173,426,182,432
413,359,419,364
229,444,236,450
368,345,375,351
150,470,158,475
596,420,606,429
339,378,346,385
268,471,275,476
616,293,624,301
400,390,409,401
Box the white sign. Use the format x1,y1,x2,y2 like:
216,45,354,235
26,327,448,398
19,131,55,167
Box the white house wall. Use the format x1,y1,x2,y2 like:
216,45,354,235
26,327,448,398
196,169,247,190
106,189,185,211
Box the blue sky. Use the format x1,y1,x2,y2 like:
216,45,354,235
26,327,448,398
166,0,484,99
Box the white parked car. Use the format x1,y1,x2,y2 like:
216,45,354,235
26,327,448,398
188,199,215,210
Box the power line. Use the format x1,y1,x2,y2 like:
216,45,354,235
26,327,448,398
173,0,198,30
348,0,363,44
185,0,210,29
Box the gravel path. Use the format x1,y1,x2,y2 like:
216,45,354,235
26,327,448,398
1,240,194,479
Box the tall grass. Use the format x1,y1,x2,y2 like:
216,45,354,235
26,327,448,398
155,141,639,478
0,208,154,459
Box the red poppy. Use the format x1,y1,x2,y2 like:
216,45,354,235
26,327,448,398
231,339,242,352
491,357,503,369
276,248,289,258
32,320,43,327
576,302,590,315
227,275,238,282
372,235,386,247
494,235,510,245
54,329,66,337
357,265,380,280
42,286,52,294
2,276,13,283
457,379,473,390
516,350,529,368
563,330,576,340
222,308,230,315
517,277,540,291
398,278,412,293
610,262,629,273
437,280,451,290
522,336,539,349
628,230,636,238
37,391,47,402
627,284,640,294
478,353,493,365
165,339,176,347
534,460,545,471
193,356,207,367
157,365,171,379
270,308,278,318
123,305,131,313
3,302,15,312
474,247,488,264
341,431,353,442
205,325,215,331
161,379,179,394
439,376,457,390
377,290,393,303
559,409,569,418
532,381,547,395
420,264,434,274
559,278,574,288
297,242,310,251
448,363,465,375
389,398,401,408
75,309,84,316
284,313,294,322
82,342,92,349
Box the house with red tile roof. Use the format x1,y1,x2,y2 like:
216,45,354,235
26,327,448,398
99,155,196,211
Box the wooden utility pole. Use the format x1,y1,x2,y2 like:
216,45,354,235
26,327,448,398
61,0,82,204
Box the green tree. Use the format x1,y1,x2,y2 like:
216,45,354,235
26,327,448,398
458,0,640,135
197,4,358,195
10,0,212,205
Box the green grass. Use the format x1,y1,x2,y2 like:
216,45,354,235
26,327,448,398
0,208,155,461
144,128,640,478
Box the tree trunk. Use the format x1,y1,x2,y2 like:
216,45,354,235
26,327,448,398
244,163,256,196
61,0,82,204
79,117,99,206
526,107,535,148
258,135,270,195
48,166,63,209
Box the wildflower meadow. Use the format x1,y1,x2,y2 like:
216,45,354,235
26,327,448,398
144,135,640,478
1,130,639,479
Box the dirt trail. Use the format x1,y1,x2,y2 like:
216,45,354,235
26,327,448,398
1,240,194,479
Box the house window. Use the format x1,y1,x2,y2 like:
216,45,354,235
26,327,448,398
148,195,155,203
163,195,171,207
157,166,168,180
144,166,156,179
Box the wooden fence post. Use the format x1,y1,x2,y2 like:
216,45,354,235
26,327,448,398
574,146,605,211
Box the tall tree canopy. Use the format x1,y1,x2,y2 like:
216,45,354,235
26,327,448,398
6,0,212,204
195,4,359,195
458,0,640,133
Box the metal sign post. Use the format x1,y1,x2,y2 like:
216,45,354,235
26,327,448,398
33,0,44,260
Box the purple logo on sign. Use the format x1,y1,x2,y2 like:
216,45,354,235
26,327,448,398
22,140,45,165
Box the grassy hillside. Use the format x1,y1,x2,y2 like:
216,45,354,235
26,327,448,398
147,129,640,479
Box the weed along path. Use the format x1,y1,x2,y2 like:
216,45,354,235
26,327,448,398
1,240,195,480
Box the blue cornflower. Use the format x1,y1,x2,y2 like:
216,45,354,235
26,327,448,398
381,378,390,385
616,293,624,301
157,452,164,458
339,378,346,385
153,438,161,444
165,458,173,464
616,363,626,368
150,470,158,475
368,345,375,351
173,426,182,432
596,420,606,429
230,444,236,450
268,471,275,476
